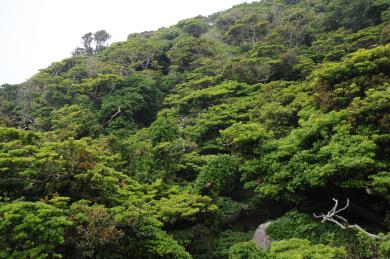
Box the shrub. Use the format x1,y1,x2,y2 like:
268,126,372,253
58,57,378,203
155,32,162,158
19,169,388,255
270,238,347,259
195,155,240,196
229,241,269,259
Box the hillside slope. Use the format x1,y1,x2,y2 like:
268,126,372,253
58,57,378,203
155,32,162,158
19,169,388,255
0,0,390,258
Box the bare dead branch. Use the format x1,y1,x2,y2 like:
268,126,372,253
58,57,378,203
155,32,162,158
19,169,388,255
313,198,382,239
103,107,121,127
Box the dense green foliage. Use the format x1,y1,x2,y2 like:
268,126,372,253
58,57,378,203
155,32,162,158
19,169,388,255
1,0,390,257
269,238,347,259
228,241,268,259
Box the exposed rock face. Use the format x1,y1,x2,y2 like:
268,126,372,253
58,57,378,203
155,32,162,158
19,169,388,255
253,221,272,250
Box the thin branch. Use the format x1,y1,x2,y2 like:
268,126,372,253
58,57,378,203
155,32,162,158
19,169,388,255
103,107,121,127
313,198,382,239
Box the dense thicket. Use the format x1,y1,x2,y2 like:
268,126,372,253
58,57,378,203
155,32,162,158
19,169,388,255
1,0,390,258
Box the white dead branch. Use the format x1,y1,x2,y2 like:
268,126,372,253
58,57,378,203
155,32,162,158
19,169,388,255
313,198,381,239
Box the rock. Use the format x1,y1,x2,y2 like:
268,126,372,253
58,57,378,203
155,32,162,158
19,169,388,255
253,221,272,250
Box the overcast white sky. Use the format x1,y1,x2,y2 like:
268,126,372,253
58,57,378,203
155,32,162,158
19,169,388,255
0,0,253,85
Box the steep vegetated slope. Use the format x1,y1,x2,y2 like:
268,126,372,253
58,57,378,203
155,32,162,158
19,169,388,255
0,0,390,258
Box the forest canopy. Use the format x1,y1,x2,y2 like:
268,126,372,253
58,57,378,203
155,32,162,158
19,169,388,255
0,0,390,258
